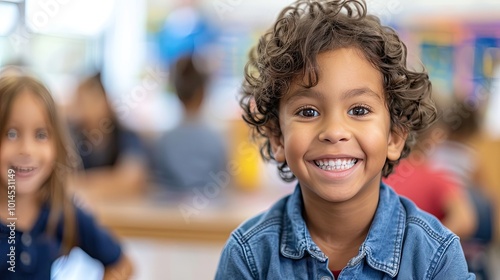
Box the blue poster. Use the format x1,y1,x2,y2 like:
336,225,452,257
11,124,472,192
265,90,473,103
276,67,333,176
420,42,455,94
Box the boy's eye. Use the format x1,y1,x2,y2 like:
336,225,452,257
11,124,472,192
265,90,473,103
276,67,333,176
297,108,319,118
6,129,17,140
348,106,370,116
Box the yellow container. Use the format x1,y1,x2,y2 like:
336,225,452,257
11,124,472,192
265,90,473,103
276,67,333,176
229,119,261,191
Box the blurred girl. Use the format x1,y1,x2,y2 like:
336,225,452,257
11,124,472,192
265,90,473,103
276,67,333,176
69,73,146,197
0,75,132,279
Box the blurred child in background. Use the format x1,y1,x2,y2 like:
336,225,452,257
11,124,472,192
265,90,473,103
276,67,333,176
431,96,495,279
386,94,495,278
431,96,494,240
0,74,132,279
149,55,228,195
384,120,478,239
69,73,147,197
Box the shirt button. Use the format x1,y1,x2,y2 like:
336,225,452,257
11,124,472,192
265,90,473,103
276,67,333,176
20,252,31,265
321,276,331,280
21,233,32,246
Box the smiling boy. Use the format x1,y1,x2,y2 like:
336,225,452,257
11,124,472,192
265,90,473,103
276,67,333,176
215,0,474,279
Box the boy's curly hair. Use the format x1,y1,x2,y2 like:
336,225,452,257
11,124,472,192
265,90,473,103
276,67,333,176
240,0,436,181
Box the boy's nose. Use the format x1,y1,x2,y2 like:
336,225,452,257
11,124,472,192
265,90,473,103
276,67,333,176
318,118,352,143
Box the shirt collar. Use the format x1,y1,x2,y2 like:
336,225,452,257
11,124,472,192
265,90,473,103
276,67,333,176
280,184,327,261
355,182,405,276
280,182,405,277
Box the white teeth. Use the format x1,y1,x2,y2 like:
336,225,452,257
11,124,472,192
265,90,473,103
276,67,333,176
314,158,357,171
13,166,34,172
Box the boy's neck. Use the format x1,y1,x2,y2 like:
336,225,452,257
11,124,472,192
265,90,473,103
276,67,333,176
301,182,380,268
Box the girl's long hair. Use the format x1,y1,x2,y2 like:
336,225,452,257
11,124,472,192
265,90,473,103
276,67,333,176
0,74,78,254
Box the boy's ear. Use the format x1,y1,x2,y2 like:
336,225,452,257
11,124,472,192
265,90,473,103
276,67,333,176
269,130,286,163
387,128,407,161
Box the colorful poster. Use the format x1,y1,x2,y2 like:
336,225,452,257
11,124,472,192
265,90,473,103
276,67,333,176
420,42,455,95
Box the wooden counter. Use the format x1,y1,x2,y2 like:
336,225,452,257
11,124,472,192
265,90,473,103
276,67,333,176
85,187,289,243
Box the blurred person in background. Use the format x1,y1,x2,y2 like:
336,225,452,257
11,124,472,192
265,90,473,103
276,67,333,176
384,121,478,239
386,93,495,278
149,55,228,198
68,73,147,197
430,96,495,279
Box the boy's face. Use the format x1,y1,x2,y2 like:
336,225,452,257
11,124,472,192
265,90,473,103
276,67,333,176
271,47,405,203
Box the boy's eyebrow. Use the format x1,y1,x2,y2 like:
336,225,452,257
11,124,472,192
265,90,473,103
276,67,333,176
284,88,325,103
342,87,383,101
285,86,382,103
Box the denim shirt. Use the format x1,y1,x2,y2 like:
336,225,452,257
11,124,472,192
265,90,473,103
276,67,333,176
215,183,474,280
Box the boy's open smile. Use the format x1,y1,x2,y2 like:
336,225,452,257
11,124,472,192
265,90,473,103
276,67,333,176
313,157,359,171
306,150,366,185
310,157,360,179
